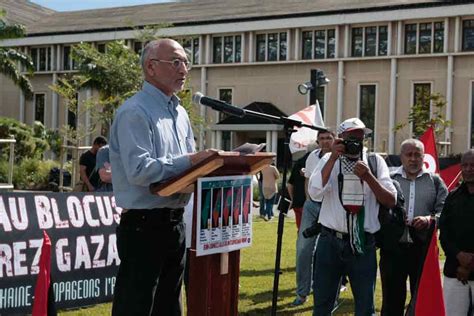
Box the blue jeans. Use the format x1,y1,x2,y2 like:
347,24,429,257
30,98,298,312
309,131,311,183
295,200,321,297
312,229,377,316
264,195,275,218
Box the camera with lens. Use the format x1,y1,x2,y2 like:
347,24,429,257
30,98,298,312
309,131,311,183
302,221,322,238
342,138,363,156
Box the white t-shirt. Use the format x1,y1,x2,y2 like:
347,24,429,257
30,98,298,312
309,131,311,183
308,152,396,234
304,148,322,179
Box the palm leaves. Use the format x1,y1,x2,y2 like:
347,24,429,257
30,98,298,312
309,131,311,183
0,9,34,98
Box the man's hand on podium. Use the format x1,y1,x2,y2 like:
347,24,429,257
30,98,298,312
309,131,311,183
189,149,221,166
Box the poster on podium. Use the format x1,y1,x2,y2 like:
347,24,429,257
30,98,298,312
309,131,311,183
196,175,253,256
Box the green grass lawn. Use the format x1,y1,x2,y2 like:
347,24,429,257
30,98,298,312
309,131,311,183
59,214,445,315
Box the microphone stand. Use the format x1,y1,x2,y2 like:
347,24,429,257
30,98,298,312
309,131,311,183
234,109,327,315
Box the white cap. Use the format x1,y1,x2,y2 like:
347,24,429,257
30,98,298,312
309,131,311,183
337,117,372,135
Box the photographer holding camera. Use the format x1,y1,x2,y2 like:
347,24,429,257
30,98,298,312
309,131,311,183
308,118,396,316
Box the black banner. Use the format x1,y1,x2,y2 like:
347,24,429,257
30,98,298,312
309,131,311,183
0,192,121,315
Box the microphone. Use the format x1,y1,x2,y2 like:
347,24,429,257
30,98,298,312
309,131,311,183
192,92,245,118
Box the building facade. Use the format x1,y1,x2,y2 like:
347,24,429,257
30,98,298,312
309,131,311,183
1,0,474,156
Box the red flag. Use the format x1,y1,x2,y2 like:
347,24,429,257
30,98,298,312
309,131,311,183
32,231,55,316
419,126,439,174
440,163,462,192
413,223,446,316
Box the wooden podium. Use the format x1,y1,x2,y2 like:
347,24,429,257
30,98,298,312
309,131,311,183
150,151,274,316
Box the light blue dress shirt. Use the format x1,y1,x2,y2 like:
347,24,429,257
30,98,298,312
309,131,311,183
110,81,195,209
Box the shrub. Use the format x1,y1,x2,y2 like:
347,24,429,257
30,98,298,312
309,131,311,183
12,159,60,190
0,117,49,161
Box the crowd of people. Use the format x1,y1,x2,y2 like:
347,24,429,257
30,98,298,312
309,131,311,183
284,117,473,315
78,38,473,315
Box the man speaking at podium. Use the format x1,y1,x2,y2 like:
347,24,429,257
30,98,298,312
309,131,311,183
110,39,215,316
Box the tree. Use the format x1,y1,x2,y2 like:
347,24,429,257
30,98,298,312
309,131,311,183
394,92,451,138
50,36,203,143
0,9,34,98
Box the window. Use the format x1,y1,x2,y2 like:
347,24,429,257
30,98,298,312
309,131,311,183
256,32,287,62
365,27,377,56
405,22,444,54
462,20,474,51
218,88,233,150
212,35,241,64
405,24,417,54
63,46,77,71
97,43,106,53
434,22,444,53
302,29,335,59
182,37,200,65
351,26,387,57
419,23,432,54
133,41,143,55
359,85,376,149
412,83,432,134
34,93,45,124
30,47,52,72
378,26,388,56
352,28,363,57
302,31,313,60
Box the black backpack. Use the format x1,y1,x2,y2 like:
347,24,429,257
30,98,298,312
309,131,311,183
367,154,407,252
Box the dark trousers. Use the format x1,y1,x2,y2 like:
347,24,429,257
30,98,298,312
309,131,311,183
312,227,377,316
379,241,425,316
112,209,185,316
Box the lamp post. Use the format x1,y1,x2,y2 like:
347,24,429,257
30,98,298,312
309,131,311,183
298,68,330,105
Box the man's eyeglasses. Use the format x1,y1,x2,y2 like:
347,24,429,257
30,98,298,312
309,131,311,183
150,58,191,70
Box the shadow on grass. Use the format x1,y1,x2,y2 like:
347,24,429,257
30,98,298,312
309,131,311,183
240,286,357,316
240,266,296,277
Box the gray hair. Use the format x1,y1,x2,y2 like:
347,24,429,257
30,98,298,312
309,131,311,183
461,149,474,163
140,40,157,71
400,138,425,153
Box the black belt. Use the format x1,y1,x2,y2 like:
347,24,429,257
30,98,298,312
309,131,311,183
322,226,374,241
322,226,350,240
122,208,184,225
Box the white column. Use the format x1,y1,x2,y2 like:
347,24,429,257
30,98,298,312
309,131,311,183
205,35,211,64
334,25,340,58
241,32,246,63
216,131,223,149
19,92,25,123
336,61,344,126
271,131,278,165
211,131,216,148
444,17,449,54
199,67,207,150
286,29,292,60
446,55,454,145
56,45,61,70
266,131,272,152
387,22,393,56
248,31,255,62
397,21,403,55
52,73,58,129
85,89,92,144
388,58,397,154
198,35,204,65
344,25,350,58
294,28,300,61
454,17,460,53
